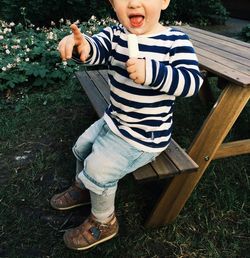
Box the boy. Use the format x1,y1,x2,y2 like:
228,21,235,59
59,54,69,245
51,0,203,251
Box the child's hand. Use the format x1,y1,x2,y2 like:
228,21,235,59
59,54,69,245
58,24,91,62
126,58,146,84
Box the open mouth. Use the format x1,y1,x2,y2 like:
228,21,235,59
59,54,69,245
129,15,145,28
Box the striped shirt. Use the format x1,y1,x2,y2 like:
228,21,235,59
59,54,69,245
83,25,203,153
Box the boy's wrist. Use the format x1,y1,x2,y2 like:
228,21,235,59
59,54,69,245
71,41,93,63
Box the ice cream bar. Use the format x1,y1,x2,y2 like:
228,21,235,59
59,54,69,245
128,34,139,58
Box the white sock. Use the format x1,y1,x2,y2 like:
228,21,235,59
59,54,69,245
90,190,115,223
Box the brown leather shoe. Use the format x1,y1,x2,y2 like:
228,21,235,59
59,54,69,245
50,182,90,210
63,213,119,250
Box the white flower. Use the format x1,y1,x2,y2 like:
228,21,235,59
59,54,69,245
0,35,3,40
5,49,10,54
25,58,29,62
59,18,64,23
26,48,30,52
2,67,7,71
66,19,71,26
174,21,182,26
9,22,15,27
16,57,21,63
74,19,80,25
47,32,54,40
62,61,67,66
51,21,55,26
7,63,12,69
36,27,40,31
90,15,96,21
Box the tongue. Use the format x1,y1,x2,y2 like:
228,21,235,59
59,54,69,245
130,16,144,27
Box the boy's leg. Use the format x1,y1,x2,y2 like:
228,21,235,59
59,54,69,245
63,123,160,250
90,190,115,223
50,118,106,210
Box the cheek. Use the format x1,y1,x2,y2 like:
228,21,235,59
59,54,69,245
114,8,127,24
147,8,161,22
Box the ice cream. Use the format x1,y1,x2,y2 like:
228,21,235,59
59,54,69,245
127,34,139,58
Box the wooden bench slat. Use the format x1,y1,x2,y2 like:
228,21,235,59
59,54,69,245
191,40,250,70
133,164,158,182
75,71,108,117
99,69,110,84
76,69,199,182
188,31,250,59
86,70,110,103
197,55,250,86
176,26,250,58
164,140,199,173
181,25,250,49
151,153,179,178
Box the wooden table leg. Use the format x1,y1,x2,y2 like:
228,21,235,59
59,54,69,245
146,85,250,227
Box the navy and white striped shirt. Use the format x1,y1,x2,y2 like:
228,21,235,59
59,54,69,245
84,25,203,152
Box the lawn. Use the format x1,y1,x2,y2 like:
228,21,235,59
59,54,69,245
0,75,249,258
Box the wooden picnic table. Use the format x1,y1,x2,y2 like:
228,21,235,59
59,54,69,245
76,25,250,227
145,25,250,227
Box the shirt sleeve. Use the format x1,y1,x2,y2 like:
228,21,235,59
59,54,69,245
144,33,203,97
72,26,114,65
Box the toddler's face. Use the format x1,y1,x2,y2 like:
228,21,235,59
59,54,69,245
109,0,170,35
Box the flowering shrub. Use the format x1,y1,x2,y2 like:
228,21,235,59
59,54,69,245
0,16,118,92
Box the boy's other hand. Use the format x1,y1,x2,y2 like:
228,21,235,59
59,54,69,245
126,58,146,85
58,24,91,62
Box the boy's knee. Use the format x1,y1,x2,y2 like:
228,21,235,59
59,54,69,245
84,158,106,184
77,156,118,196
83,154,118,187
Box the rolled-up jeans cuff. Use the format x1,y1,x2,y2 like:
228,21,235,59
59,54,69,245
77,170,117,196
72,146,84,161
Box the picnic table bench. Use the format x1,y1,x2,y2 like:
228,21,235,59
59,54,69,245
75,25,250,227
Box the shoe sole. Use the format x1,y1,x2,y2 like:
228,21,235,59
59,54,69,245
64,231,118,250
50,200,91,211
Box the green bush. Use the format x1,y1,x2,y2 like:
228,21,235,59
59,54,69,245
0,0,110,27
0,0,228,27
0,17,117,92
0,21,75,91
161,0,228,26
240,24,250,42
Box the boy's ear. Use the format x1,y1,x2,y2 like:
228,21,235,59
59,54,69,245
162,0,170,10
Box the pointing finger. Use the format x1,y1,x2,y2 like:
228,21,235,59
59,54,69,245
70,24,83,40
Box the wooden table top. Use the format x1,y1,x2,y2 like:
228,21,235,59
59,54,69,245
173,25,250,87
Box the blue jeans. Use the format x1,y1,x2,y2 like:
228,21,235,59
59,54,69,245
73,118,160,196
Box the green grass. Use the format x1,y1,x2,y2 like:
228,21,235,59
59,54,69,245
0,77,249,258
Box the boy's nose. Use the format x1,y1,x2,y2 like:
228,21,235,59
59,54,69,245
128,0,142,9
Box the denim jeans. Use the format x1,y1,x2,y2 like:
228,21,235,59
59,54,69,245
73,117,160,196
